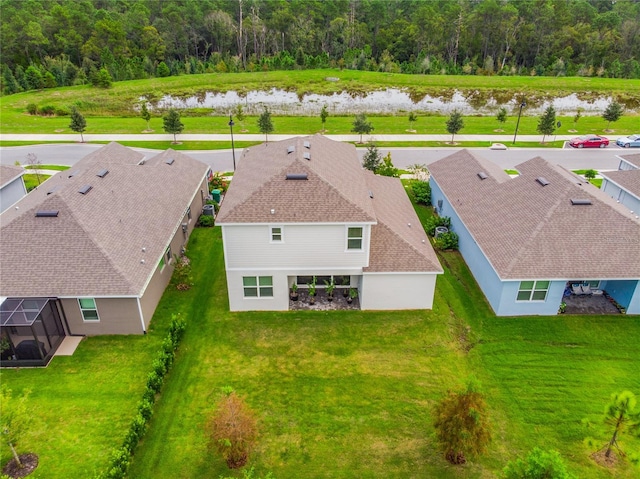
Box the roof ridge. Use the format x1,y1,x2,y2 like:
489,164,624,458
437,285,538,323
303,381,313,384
503,181,572,276
291,158,376,221
64,197,138,294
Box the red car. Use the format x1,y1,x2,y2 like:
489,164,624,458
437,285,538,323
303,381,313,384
569,135,609,148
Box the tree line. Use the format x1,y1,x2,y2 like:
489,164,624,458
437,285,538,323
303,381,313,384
1,0,639,95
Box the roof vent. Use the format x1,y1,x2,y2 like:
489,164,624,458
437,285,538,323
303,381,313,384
68,169,80,178
536,177,550,186
477,172,488,180
47,185,62,195
303,152,311,160
369,190,374,198
287,146,295,154
304,141,311,149
138,159,146,165
97,168,109,178
165,158,175,165
78,184,93,195
285,173,308,180
571,199,592,205
35,210,59,217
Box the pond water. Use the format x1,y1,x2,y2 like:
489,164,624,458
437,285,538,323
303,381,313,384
149,87,636,116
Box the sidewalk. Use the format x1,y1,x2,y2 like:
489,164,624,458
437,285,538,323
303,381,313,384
0,133,573,142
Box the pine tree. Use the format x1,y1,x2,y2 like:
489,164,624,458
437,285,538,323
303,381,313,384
602,391,640,459
496,107,507,127
2,66,21,95
163,109,184,143
0,387,31,469
408,112,418,131
537,105,556,143
69,107,87,142
602,101,623,130
257,107,274,142
141,102,151,131
320,105,329,132
446,111,464,143
433,379,491,464
362,144,382,172
351,113,374,143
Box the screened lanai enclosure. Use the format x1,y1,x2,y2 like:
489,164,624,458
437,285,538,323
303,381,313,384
0,298,66,367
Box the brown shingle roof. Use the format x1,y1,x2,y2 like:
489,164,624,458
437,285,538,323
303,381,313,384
601,169,640,198
0,144,209,297
217,135,377,223
0,165,25,188
429,150,640,280
364,173,442,273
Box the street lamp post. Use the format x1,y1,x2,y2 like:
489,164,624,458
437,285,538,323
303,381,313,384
512,100,526,145
228,114,236,171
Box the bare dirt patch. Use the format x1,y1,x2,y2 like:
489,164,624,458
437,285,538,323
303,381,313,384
590,449,619,469
2,454,39,478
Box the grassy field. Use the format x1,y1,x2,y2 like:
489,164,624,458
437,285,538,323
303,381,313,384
1,69,638,136
2,215,638,478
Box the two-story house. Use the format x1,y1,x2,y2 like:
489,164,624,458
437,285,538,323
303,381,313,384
216,135,443,312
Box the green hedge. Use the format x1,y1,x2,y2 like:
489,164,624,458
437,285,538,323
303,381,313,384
96,315,186,479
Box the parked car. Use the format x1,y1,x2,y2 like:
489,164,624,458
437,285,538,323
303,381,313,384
569,135,609,148
616,134,640,148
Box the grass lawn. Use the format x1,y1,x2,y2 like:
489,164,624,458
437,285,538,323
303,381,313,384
1,69,638,135
2,218,638,478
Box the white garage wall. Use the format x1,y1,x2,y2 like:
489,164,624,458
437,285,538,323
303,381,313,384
360,273,438,310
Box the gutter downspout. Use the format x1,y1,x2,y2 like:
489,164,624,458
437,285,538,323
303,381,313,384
137,297,146,334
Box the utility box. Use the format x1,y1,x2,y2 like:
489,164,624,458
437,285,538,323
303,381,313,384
211,189,221,203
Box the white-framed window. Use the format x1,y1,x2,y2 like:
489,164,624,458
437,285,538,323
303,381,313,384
159,246,172,270
271,226,283,242
517,280,550,301
243,276,273,298
347,226,363,250
78,298,99,321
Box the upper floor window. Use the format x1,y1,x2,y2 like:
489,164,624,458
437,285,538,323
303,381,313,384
271,226,283,242
347,227,363,250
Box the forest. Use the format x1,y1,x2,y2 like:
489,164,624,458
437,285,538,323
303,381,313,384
1,0,639,95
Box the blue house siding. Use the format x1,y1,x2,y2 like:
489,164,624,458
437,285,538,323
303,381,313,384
601,179,640,214
601,280,640,314
497,281,565,316
432,177,570,317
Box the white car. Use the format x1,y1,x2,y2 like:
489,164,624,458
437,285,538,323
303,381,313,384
616,134,640,148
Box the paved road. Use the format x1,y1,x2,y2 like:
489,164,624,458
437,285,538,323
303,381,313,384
0,141,629,172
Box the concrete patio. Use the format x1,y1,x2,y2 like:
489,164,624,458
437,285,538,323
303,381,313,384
563,293,621,315
289,289,360,311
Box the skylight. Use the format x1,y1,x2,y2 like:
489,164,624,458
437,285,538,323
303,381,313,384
35,210,59,217
285,173,308,180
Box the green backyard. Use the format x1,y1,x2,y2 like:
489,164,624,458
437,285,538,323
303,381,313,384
2,201,638,478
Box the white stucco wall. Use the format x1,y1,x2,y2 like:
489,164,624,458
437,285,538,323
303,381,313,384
360,273,438,310
222,223,371,269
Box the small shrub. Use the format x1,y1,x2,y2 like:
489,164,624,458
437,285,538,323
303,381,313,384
137,399,154,421
434,231,459,250
502,447,575,479
209,389,259,469
425,216,451,236
39,104,56,116
198,214,214,227
151,358,167,378
146,371,163,394
55,107,70,116
26,103,38,115
210,172,228,193
412,181,431,205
